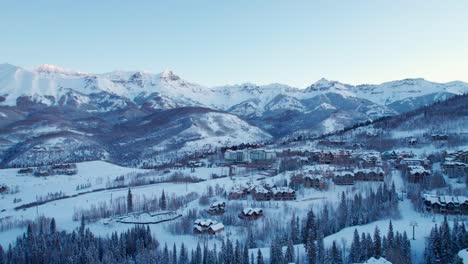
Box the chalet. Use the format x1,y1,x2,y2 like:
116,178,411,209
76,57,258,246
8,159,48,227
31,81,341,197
443,162,468,178
239,208,263,220
32,145,47,152
406,166,431,183
228,186,248,200
253,186,271,201
431,134,448,141
399,158,429,169
408,137,417,146
18,168,33,174
354,168,384,182
422,194,468,215
332,150,354,165
304,174,323,189
423,194,442,213
359,257,392,264
318,151,334,164
359,152,382,168
188,161,204,167
193,219,224,234
34,167,51,177
207,201,226,215
290,173,305,187
381,151,398,160
207,223,225,234
270,187,296,200
333,171,355,185
48,163,78,175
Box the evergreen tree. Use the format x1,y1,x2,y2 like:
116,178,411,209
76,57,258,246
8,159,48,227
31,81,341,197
0,245,4,264
180,243,188,264
373,226,382,258
173,243,177,264
285,238,295,263
247,227,256,248
349,229,361,263
235,240,241,264
50,218,56,234
256,249,264,264
195,243,202,264
331,241,342,264
242,244,249,264
337,192,348,229
303,209,316,244
305,237,316,264
127,188,133,213
161,190,167,210
163,243,170,264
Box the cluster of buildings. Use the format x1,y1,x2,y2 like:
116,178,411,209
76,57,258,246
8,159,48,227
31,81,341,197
333,167,386,185
193,219,225,234
18,163,78,177
290,173,325,189
224,149,276,164
443,150,468,179
228,183,296,201
397,158,431,183
422,194,468,215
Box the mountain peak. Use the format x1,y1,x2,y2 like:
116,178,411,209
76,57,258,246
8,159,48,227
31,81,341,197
161,70,180,81
33,64,85,76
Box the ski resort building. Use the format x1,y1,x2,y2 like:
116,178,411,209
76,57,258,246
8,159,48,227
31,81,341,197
207,201,226,215
193,219,224,234
422,194,468,215
354,167,385,181
333,171,355,185
224,149,276,163
270,187,296,200
406,165,431,183
239,208,263,220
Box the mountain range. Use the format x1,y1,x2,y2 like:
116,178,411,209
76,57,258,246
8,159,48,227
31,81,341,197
0,63,467,167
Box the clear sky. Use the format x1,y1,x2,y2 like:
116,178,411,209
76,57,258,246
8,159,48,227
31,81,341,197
1,0,467,87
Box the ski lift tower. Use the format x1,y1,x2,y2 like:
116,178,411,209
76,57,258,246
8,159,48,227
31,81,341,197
410,221,418,240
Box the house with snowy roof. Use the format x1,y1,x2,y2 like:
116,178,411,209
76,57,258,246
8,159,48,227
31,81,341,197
354,167,384,181
357,257,392,264
193,219,224,234
207,201,226,215
333,171,355,185
270,187,296,200
422,194,468,215
406,165,431,183
239,208,263,220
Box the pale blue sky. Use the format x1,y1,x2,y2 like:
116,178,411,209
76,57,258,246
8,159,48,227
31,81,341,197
1,0,467,87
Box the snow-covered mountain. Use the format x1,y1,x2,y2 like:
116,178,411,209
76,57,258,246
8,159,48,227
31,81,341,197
2,63,467,115
1,63,467,167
